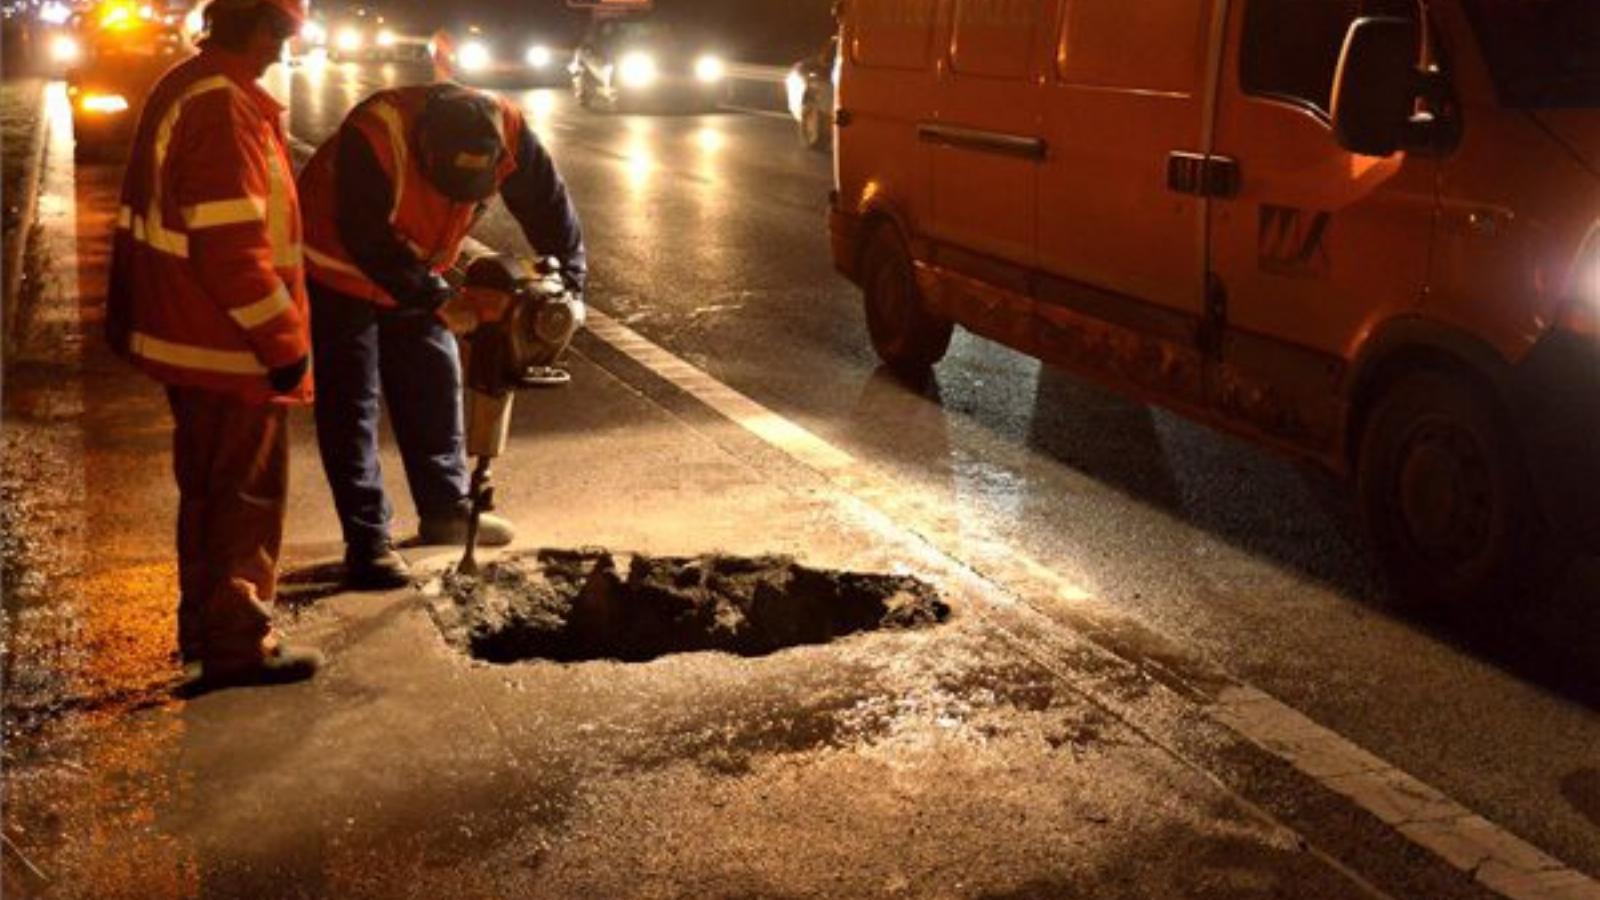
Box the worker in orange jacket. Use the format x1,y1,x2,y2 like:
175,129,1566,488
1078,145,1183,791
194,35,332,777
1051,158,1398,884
105,0,322,689
298,83,585,589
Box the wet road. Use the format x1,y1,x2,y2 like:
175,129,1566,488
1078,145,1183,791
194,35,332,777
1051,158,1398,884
283,61,1595,875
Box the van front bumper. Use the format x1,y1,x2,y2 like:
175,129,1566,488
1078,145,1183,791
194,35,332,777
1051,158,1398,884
829,199,863,285
1509,331,1600,553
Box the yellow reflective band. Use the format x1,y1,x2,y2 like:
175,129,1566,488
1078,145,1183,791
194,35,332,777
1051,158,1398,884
117,205,132,229
454,151,493,170
264,143,298,268
126,211,190,257
304,244,364,276
370,101,409,221
129,331,266,375
230,284,292,330
149,75,234,259
181,196,266,230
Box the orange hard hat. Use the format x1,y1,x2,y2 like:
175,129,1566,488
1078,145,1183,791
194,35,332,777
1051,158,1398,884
204,0,306,26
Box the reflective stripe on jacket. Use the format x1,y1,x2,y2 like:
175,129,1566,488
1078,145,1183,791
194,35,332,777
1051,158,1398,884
298,86,522,307
105,48,310,404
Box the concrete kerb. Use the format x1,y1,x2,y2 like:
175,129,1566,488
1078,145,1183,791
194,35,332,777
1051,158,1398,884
3,79,49,355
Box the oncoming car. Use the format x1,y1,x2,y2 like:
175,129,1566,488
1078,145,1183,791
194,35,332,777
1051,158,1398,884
431,19,576,87
572,16,728,113
327,10,427,63
786,36,836,151
67,6,190,160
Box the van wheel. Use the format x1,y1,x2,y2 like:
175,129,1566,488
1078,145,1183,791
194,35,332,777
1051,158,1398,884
1357,370,1537,609
861,225,952,373
799,93,830,151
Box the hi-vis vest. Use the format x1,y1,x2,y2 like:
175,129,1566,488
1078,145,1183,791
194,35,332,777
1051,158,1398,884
106,49,310,404
298,87,522,306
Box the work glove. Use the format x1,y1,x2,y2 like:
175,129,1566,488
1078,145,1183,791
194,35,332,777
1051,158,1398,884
268,355,309,395
436,286,514,336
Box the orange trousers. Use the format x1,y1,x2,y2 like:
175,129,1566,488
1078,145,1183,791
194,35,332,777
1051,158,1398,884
167,387,286,665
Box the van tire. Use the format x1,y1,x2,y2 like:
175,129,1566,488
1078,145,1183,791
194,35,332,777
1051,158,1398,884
1356,369,1538,610
861,225,952,373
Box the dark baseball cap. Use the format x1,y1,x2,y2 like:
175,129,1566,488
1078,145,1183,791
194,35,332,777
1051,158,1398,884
417,85,505,202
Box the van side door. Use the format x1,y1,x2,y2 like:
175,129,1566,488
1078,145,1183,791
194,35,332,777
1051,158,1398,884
924,0,1050,268
1205,0,1436,453
1035,0,1221,408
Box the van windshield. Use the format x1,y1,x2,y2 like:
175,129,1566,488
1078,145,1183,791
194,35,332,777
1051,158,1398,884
1464,0,1600,108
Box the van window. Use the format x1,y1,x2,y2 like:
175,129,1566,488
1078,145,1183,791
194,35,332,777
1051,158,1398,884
950,0,1043,80
1056,0,1207,92
852,0,940,71
1239,0,1365,115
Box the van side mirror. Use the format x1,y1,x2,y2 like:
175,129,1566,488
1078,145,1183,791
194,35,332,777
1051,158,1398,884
1330,17,1421,158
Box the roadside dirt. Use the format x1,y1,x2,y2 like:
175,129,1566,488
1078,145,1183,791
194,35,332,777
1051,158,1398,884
428,549,951,663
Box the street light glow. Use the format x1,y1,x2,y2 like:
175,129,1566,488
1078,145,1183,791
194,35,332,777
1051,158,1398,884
525,44,552,69
376,28,396,48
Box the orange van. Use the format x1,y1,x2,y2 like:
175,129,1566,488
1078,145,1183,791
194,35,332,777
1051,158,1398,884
829,0,1599,606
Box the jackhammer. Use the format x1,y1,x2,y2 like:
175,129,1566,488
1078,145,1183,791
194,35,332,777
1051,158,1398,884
455,253,585,576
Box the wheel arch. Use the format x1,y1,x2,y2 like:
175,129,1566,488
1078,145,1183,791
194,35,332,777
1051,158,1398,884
1344,316,1518,470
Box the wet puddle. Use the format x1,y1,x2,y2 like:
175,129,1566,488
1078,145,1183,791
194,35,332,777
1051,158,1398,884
425,549,950,664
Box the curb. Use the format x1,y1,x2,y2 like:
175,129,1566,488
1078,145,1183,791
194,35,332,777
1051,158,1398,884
3,81,51,356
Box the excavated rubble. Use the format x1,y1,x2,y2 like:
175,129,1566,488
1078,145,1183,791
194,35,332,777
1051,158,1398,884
429,549,950,663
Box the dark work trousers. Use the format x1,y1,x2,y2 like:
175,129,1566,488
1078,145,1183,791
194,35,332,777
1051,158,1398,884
168,386,285,665
309,281,469,558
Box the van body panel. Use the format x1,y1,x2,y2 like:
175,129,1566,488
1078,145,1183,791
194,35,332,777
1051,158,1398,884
837,0,943,256
1037,0,1214,320
925,0,1050,268
831,0,1600,552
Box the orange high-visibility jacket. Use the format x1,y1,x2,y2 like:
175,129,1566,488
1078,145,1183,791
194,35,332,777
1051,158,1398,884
105,48,310,404
298,86,522,307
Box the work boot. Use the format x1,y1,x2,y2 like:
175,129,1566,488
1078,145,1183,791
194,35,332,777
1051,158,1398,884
185,635,323,695
418,511,515,547
344,544,413,591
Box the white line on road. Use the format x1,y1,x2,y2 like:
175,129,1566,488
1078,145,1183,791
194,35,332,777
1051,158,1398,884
471,237,1599,899
285,118,1598,897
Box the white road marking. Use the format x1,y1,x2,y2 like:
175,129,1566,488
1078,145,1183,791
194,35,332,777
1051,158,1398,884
283,116,1597,896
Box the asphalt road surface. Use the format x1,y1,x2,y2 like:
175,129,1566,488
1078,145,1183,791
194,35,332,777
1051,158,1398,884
278,61,1599,877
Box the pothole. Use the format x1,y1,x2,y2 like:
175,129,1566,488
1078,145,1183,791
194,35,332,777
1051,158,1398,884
425,549,951,663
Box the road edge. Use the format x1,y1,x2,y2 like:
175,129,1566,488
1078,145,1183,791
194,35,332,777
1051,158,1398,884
3,78,49,357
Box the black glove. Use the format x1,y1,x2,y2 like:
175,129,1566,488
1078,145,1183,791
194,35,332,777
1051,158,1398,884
268,355,309,394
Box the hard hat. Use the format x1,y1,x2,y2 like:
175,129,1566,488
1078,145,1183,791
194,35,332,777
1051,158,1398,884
416,85,506,203
205,0,306,27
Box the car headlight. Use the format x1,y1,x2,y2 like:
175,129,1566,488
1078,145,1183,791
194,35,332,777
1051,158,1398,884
1560,238,1600,338
48,33,79,64
459,40,491,72
525,44,552,68
618,51,657,89
694,55,726,83
335,27,362,52
78,91,129,114
376,28,396,48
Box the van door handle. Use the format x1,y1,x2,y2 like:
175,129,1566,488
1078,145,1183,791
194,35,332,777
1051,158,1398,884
835,108,853,128
1167,152,1241,198
918,123,1048,161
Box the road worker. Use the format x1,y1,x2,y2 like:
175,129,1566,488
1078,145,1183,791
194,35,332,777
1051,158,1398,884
298,83,585,589
105,0,321,687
